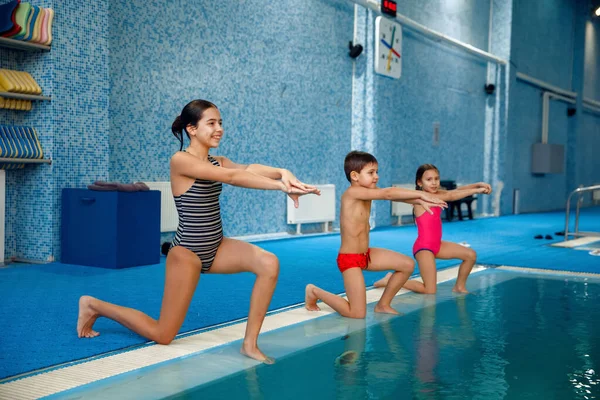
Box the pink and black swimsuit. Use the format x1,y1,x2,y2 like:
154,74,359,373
412,206,442,256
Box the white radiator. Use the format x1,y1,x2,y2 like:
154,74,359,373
287,184,335,233
142,181,178,232
594,184,600,202
391,183,415,217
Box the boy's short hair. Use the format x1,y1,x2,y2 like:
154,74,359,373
344,151,378,182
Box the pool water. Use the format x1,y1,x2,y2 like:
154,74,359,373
177,270,600,399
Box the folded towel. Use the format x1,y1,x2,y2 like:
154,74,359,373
89,181,150,192
87,184,117,191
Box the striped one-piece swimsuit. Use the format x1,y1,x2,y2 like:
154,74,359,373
171,155,223,273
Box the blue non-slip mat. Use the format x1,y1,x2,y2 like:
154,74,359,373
0,208,599,380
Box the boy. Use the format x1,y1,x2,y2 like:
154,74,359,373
305,151,446,317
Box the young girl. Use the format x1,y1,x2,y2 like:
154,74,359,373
77,99,319,364
374,164,491,294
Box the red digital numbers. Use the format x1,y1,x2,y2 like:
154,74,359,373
382,0,397,17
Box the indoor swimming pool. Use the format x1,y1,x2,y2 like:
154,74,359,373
47,267,600,399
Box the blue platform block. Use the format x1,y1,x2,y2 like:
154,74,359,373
61,189,161,268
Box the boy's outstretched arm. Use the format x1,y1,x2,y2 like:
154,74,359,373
349,186,446,207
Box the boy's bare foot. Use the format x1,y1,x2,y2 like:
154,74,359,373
77,296,100,338
452,286,469,294
241,344,275,364
374,303,401,315
305,284,321,311
373,272,392,288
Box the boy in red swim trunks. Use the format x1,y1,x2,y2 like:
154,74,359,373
305,151,446,317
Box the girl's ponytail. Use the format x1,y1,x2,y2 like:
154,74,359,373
171,115,185,151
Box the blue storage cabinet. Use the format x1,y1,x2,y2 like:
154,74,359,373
61,189,161,268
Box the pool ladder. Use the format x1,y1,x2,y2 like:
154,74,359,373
564,184,600,241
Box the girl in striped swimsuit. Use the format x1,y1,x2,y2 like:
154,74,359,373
375,164,491,294
77,100,319,364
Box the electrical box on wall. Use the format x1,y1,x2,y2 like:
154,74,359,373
531,143,564,174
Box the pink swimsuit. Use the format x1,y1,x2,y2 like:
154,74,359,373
413,207,442,256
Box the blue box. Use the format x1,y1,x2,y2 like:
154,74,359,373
61,189,161,268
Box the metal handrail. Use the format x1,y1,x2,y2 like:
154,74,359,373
564,185,600,240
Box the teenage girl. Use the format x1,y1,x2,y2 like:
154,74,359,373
77,99,320,364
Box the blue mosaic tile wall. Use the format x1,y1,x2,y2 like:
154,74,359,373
0,0,109,261
108,0,354,237
51,0,110,260
0,0,54,261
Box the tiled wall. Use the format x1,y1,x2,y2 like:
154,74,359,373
1,0,109,261
1,0,598,261
108,0,354,237
1,0,54,261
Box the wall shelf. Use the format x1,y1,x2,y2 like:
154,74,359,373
0,158,51,164
0,92,51,101
0,37,51,52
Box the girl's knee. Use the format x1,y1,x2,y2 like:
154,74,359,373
154,328,177,345
257,251,279,280
465,249,477,262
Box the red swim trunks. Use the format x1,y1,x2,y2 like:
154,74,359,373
337,249,371,273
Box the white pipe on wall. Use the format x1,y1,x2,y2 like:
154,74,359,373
583,97,600,108
583,103,600,115
346,0,507,65
541,91,576,144
516,72,577,99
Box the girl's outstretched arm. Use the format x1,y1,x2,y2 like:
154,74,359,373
215,156,320,194
437,187,488,202
171,152,302,193
457,182,492,194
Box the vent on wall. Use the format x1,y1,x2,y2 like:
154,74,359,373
594,184,600,202
391,184,414,223
287,184,335,234
142,182,178,233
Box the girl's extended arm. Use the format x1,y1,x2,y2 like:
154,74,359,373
437,187,486,202
215,156,318,193
457,182,492,193
172,152,294,192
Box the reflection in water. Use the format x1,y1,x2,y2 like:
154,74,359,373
183,274,600,400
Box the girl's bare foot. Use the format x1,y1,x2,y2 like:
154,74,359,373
452,286,469,294
241,344,275,364
373,272,392,288
77,296,100,338
305,284,321,311
374,303,400,315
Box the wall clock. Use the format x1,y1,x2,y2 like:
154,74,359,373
374,16,402,79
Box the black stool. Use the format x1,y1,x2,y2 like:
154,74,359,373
440,180,476,222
